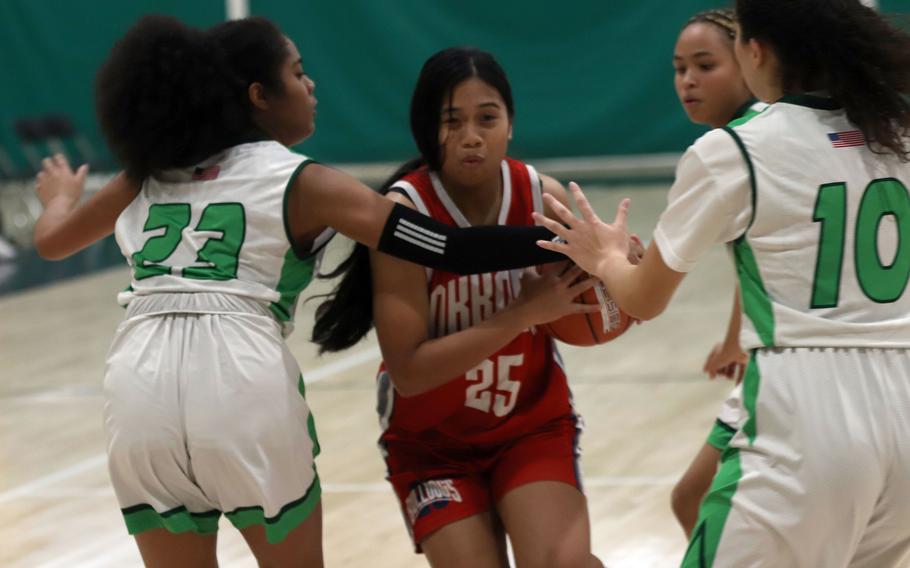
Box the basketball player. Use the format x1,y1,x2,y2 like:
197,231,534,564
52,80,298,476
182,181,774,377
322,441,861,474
32,18,574,568
669,8,767,538
312,47,642,567
536,1,910,565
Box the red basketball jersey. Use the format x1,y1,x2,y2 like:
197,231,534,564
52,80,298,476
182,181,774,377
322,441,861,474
376,158,576,447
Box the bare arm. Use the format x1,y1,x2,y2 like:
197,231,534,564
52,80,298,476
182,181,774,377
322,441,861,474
703,288,748,380
535,182,685,320
372,192,594,398
33,156,138,260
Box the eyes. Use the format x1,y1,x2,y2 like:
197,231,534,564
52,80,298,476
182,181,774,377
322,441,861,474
675,63,717,76
442,113,500,128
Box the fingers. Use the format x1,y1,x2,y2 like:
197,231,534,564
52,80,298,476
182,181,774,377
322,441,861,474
567,182,601,224
559,265,586,284
532,211,570,241
567,277,598,297
75,163,89,182
613,198,631,233
539,194,580,228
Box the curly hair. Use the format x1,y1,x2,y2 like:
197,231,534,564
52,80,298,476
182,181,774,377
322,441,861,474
95,15,289,179
737,0,910,159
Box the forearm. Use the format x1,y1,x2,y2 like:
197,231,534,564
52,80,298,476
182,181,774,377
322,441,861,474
384,304,533,397
34,196,89,259
378,203,564,274
723,289,743,347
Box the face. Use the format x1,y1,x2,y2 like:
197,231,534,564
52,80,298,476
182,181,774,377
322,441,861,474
673,22,752,127
258,38,318,146
437,76,512,187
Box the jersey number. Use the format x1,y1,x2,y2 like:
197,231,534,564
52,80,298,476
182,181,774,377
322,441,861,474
132,203,246,281
811,178,910,307
464,354,523,417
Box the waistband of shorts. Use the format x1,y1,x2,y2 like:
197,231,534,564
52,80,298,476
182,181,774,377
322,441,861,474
125,292,274,319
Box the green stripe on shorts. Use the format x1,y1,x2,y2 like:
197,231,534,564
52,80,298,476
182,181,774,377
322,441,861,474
681,449,743,567
225,476,322,544
681,353,761,567
122,504,220,535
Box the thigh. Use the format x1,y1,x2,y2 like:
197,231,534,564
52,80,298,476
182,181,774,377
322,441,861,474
134,529,218,568
240,499,323,568
683,349,884,568
491,419,597,568
186,314,321,545
849,348,910,568
105,315,218,535
387,468,493,552
496,481,597,568
421,512,508,568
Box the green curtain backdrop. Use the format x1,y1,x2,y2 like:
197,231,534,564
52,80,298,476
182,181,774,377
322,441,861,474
1,0,909,173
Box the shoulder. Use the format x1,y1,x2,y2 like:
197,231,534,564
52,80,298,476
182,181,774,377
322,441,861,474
539,173,568,206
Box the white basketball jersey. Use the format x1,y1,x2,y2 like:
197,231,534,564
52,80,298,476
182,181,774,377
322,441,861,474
115,141,335,334
655,95,910,349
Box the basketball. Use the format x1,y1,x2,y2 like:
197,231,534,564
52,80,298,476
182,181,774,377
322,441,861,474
539,262,634,346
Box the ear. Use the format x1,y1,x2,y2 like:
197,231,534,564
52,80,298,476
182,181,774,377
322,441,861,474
508,122,513,141
748,38,766,69
248,82,269,111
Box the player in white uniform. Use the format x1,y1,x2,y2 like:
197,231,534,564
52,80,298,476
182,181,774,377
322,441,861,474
537,0,910,566
669,8,764,538
33,16,569,568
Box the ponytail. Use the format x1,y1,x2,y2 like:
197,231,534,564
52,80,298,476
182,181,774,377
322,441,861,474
311,158,426,353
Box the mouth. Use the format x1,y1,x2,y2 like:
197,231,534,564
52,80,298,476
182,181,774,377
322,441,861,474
461,155,484,168
683,97,700,107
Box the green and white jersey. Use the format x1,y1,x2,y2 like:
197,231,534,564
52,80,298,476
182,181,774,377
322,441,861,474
114,141,334,335
654,95,910,350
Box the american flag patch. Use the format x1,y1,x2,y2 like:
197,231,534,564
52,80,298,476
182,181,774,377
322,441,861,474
827,130,865,148
192,165,220,180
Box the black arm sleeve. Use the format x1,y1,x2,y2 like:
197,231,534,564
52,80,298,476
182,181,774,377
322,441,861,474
377,202,565,275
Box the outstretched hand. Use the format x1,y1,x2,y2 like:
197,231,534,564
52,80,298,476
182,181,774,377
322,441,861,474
35,154,88,208
532,182,632,281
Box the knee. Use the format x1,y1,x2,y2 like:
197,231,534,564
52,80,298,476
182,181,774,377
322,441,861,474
532,544,598,568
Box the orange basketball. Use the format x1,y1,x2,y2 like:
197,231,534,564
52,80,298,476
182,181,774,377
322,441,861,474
539,263,634,346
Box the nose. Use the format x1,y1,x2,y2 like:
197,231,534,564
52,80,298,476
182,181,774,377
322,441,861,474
305,75,316,94
462,123,482,147
683,69,696,88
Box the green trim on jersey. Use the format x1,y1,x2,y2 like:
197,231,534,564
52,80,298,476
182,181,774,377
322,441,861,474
705,419,736,451
282,159,317,260
727,99,765,128
733,239,776,347
722,127,758,236
122,503,220,536
269,249,318,322
777,94,841,110
224,477,322,544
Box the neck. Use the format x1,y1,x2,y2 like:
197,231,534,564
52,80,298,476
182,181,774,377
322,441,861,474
437,169,503,226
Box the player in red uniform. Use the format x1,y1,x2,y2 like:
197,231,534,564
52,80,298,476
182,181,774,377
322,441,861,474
313,47,640,566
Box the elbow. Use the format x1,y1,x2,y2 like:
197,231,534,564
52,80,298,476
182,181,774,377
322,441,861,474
388,373,424,398
625,296,669,322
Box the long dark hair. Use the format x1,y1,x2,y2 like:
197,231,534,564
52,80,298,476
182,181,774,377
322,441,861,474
736,0,910,158
311,47,514,353
95,15,289,179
